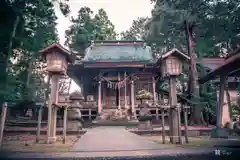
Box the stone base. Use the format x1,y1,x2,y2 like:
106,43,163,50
67,120,82,131
138,120,153,130
46,136,57,144
92,119,138,126
211,128,229,138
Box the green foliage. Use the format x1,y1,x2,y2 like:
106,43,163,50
231,104,240,118
0,0,58,104
120,17,149,41
123,0,240,57
136,90,153,100
65,7,117,57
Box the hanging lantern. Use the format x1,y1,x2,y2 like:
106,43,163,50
39,43,73,74
162,56,182,76
161,48,190,77
45,52,68,73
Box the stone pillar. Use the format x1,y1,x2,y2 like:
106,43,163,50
152,76,156,104
98,81,102,114
131,80,136,119
47,74,60,143
169,77,179,144
124,72,127,108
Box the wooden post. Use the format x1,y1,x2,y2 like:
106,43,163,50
36,106,43,143
88,108,91,120
0,102,7,147
47,74,60,143
156,108,159,120
183,105,189,143
118,72,121,109
124,72,127,108
169,77,178,144
98,81,102,114
130,80,136,119
63,106,68,144
161,108,166,144
152,76,156,104
217,74,225,128
177,105,183,144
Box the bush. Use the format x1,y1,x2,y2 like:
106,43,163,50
224,121,234,129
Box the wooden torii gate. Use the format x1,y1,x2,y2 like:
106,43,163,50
199,48,240,137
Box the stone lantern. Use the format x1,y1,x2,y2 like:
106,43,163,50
160,48,190,144
39,43,73,143
68,91,84,131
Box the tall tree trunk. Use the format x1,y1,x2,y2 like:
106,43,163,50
1,16,20,103
184,20,205,125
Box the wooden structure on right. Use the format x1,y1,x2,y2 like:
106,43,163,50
199,48,240,130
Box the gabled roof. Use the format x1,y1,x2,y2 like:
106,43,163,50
199,49,240,84
39,42,73,63
161,48,190,61
201,58,224,70
83,41,153,62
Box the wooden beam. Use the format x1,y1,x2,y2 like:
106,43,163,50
199,54,240,84
217,74,226,128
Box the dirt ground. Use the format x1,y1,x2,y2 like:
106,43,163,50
142,135,240,148
143,135,213,147
1,134,80,152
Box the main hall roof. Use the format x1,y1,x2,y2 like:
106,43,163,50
83,41,153,62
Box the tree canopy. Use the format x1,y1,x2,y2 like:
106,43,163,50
65,7,117,57
0,0,58,104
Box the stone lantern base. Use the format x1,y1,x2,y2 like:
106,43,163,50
67,120,83,131
138,120,153,130
47,137,57,144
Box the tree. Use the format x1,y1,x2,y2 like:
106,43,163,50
0,0,58,105
120,17,149,41
65,7,116,57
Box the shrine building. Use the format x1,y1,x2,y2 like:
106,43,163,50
64,40,189,120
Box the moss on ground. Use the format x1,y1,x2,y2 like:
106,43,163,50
1,135,79,152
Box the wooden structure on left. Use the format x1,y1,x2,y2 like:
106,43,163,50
39,43,73,143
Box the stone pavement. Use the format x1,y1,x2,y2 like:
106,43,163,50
72,126,167,152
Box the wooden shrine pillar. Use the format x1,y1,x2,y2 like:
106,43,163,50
130,80,136,119
169,77,178,144
47,74,60,143
98,81,102,114
124,72,127,108
62,106,68,144
152,76,156,104
217,74,226,128
118,72,121,109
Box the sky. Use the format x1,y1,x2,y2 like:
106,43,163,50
54,0,154,93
